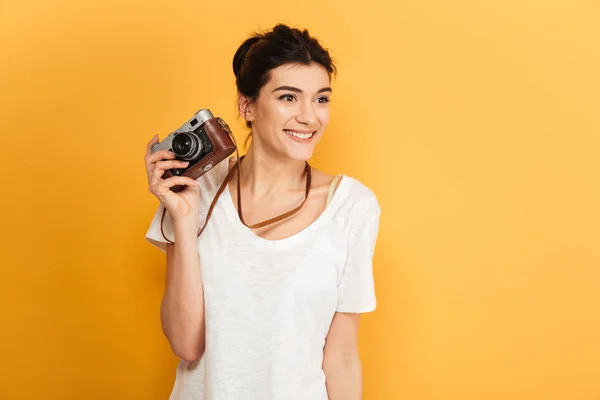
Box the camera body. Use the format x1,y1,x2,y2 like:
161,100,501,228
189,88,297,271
151,109,236,192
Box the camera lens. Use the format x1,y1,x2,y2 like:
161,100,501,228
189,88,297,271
172,132,203,160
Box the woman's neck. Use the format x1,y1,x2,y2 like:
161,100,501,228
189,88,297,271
238,144,308,199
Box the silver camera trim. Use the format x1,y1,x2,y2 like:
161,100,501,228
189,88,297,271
150,109,214,155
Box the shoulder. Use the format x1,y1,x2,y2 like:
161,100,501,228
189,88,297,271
310,166,379,211
339,174,381,221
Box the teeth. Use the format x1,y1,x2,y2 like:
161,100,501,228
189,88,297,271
284,130,314,139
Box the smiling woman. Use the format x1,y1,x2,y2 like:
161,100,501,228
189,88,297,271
143,23,381,400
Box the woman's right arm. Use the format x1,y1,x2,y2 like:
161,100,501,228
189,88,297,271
160,217,205,363
144,134,206,363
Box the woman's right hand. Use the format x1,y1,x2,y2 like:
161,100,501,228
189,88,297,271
145,134,202,222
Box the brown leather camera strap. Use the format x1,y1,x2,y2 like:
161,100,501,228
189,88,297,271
238,158,311,228
196,153,311,237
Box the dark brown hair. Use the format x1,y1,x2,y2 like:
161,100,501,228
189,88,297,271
232,24,337,148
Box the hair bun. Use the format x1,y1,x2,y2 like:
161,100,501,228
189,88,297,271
232,36,261,78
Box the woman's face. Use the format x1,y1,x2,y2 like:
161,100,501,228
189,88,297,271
241,62,332,162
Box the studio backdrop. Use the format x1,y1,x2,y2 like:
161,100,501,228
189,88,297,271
1,0,599,399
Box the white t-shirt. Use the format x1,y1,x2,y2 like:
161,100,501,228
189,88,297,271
145,159,381,400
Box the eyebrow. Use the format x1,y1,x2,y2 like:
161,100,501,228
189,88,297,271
272,85,332,94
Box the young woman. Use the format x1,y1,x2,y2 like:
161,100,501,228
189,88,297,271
144,24,381,400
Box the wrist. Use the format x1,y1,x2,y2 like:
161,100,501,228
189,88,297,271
172,216,199,234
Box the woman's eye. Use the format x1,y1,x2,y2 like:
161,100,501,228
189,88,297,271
279,94,295,101
317,97,330,103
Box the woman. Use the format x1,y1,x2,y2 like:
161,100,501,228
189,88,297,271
144,24,381,400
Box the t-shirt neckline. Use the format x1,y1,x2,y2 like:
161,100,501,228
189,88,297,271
221,173,348,247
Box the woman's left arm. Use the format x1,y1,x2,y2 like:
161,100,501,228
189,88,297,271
323,311,363,400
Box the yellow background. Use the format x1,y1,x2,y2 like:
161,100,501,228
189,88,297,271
1,0,599,399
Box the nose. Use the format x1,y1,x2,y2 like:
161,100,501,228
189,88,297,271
296,100,317,126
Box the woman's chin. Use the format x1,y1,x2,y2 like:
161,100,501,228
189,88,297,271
281,137,320,161
282,145,316,162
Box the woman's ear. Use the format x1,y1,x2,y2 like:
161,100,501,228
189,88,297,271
237,95,255,124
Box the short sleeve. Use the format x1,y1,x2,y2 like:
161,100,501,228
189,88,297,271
145,203,175,253
336,206,381,313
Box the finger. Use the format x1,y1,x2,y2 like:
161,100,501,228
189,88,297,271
153,160,190,178
157,159,189,169
145,134,159,158
151,160,192,185
145,141,173,183
152,176,201,197
162,176,201,189
146,149,177,165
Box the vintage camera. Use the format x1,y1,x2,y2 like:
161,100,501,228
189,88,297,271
151,109,236,192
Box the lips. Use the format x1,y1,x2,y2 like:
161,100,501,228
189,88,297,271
284,129,315,140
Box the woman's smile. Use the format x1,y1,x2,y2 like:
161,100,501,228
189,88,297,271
283,129,317,143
